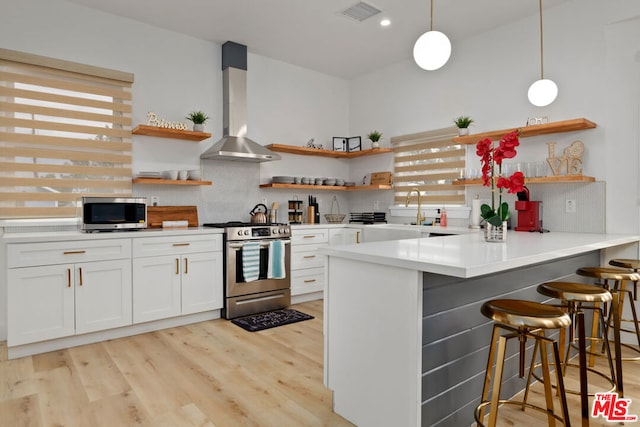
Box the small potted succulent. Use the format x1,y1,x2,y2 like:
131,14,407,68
454,116,474,136
186,111,209,132
367,130,383,149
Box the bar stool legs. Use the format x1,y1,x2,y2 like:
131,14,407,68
475,299,571,426
534,282,617,426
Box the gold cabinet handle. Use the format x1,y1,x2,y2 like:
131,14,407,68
356,231,360,244
67,268,72,288
184,258,188,275
303,255,316,259
78,267,83,286
64,250,86,255
173,243,190,247
303,235,316,239
175,258,180,275
304,279,317,283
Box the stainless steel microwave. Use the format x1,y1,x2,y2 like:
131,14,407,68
81,197,147,232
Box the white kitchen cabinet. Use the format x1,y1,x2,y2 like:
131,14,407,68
328,228,362,245
132,234,223,323
291,228,328,298
7,240,132,346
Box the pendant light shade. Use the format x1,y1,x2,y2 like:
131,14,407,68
413,0,451,71
528,78,558,107
528,0,557,107
413,31,451,71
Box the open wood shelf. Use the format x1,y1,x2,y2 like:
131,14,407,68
260,183,392,191
453,175,595,186
452,118,596,145
265,144,392,158
133,178,212,186
132,125,211,141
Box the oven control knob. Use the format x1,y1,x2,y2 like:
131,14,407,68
244,230,250,236
279,228,285,234
272,228,278,234
237,230,243,236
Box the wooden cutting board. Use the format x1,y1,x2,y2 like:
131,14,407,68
147,206,199,228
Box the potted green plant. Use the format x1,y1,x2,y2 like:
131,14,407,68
186,111,209,132
453,116,474,136
367,130,383,148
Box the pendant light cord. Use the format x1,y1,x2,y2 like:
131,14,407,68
539,0,544,79
430,0,434,31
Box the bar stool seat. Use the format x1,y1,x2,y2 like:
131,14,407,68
475,299,571,427
535,282,616,423
609,258,640,299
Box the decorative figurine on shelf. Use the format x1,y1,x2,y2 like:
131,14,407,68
546,140,584,176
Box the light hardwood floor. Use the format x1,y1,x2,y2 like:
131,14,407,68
1,300,639,426
0,300,353,427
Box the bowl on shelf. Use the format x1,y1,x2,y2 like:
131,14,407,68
323,179,336,186
188,170,201,180
162,170,178,180
335,179,345,186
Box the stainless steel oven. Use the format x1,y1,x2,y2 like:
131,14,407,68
203,222,291,319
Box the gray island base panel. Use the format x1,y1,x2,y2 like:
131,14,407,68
321,232,639,427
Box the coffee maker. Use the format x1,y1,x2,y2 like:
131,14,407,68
514,187,543,232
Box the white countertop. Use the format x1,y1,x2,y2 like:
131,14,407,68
320,231,640,278
1,227,224,244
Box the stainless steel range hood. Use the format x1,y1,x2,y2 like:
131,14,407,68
201,42,280,162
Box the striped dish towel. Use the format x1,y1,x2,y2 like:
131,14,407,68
242,241,260,282
267,240,286,279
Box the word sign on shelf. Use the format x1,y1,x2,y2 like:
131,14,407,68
547,140,584,176
146,111,189,131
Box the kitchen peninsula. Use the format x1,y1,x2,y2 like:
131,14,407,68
320,231,639,427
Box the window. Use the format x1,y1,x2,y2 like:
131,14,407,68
392,127,465,206
0,48,134,219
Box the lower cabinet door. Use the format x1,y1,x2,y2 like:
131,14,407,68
75,259,132,334
8,264,75,346
133,255,181,323
181,251,223,315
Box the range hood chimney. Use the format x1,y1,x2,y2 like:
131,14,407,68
200,41,280,162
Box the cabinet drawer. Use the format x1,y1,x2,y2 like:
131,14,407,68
133,234,222,257
291,229,328,245
291,245,327,270
8,239,131,268
291,267,325,296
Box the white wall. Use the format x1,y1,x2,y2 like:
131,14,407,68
348,0,640,234
0,0,352,224
2,0,640,231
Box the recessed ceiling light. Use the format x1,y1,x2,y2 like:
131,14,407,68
380,18,391,27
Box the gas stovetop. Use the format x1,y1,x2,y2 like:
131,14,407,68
202,222,291,240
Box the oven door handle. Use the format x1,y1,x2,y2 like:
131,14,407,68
228,239,291,250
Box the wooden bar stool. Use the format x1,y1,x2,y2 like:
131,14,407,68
533,282,616,424
475,299,571,427
576,267,640,397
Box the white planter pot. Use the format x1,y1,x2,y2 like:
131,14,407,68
193,123,204,132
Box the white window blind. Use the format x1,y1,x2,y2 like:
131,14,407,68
392,127,465,206
0,48,134,219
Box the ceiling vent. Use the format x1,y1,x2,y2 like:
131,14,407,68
340,2,382,22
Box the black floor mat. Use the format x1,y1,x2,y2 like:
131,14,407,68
231,309,314,332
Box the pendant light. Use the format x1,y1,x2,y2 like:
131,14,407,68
528,0,558,107
413,0,451,71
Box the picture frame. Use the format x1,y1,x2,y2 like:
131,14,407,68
347,136,361,152
333,137,347,152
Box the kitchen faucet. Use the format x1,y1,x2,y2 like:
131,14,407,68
404,187,425,225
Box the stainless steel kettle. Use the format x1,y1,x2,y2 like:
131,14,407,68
250,203,268,224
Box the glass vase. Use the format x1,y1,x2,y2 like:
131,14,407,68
484,221,507,242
